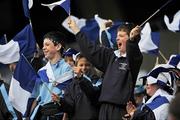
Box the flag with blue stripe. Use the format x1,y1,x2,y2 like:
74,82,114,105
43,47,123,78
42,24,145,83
0,24,36,64
168,54,180,69
41,0,70,14
9,54,38,115
139,22,160,55
22,0,33,18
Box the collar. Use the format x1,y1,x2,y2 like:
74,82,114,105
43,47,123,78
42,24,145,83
114,50,126,58
50,59,64,68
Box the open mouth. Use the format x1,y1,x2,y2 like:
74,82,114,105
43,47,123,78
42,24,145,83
118,43,122,48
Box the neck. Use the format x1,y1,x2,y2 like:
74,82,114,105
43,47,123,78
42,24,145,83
49,54,62,64
119,50,126,56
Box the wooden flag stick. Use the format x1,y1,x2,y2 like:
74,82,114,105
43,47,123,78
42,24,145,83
159,50,168,63
140,0,173,27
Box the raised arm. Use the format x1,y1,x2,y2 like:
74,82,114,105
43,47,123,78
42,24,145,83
68,17,114,72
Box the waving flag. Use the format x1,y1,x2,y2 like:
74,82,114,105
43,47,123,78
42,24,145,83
164,10,180,32
107,21,123,44
94,14,114,48
22,0,33,18
62,15,99,42
41,0,70,14
94,14,108,28
62,15,123,44
9,55,38,115
139,22,160,55
0,24,36,64
168,54,180,69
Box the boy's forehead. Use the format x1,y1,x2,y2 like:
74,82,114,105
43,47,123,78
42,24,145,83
43,38,52,44
117,31,128,35
43,38,59,45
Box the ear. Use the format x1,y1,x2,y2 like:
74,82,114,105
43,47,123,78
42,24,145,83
56,43,62,51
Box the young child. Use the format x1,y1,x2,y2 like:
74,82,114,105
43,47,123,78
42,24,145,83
63,48,78,67
29,31,73,120
52,53,101,120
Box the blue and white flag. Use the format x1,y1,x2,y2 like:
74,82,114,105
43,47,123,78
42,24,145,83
107,21,123,44
38,61,73,89
22,0,33,18
9,55,38,115
139,22,160,55
62,15,99,42
0,34,7,45
0,24,36,64
41,0,70,14
62,15,123,44
145,89,173,120
168,54,180,69
94,14,114,48
164,10,180,32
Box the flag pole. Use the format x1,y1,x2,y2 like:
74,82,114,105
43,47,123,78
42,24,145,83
158,50,168,63
155,56,159,66
21,54,36,71
4,34,8,43
140,0,173,27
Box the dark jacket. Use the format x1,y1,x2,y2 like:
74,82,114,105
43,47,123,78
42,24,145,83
75,31,143,106
62,77,100,120
132,105,155,120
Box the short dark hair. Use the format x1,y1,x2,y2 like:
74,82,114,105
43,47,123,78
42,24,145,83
117,23,135,36
43,31,66,54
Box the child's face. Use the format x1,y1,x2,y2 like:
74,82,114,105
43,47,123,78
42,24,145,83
76,57,91,74
65,56,75,67
42,38,60,60
116,31,128,54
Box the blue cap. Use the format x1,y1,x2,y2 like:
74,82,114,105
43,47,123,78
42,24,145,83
63,48,78,57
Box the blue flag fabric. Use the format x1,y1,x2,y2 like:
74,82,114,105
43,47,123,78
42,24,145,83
59,0,70,14
9,55,38,115
13,24,36,59
139,22,160,55
41,0,70,14
22,0,30,18
168,54,180,69
0,24,36,64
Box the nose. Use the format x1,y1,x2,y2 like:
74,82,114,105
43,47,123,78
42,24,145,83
42,46,46,51
116,36,119,41
81,66,87,73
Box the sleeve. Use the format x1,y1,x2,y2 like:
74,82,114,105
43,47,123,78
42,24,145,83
61,84,74,114
126,35,143,84
76,31,114,72
78,77,101,104
132,106,155,120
